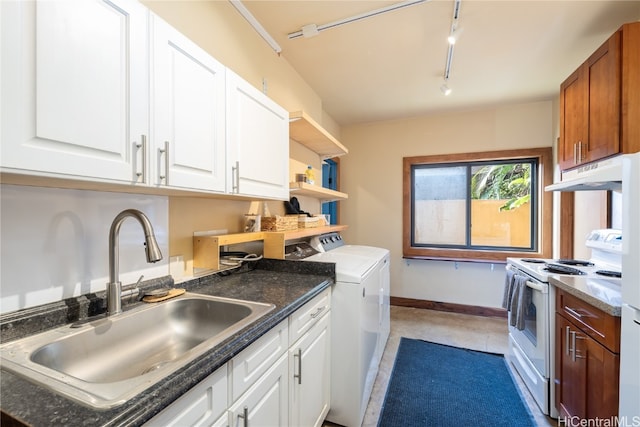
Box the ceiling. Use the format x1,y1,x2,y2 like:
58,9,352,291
241,0,640,126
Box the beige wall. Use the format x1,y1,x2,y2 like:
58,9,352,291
143,1,332,274
340,101,554,308
142,3,566,309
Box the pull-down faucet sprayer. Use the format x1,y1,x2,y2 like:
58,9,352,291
107,209,163,315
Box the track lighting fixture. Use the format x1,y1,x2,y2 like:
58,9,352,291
229,0,282,54
287,0,428,39
441,0,462,95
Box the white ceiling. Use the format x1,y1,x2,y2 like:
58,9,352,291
242,0,640,126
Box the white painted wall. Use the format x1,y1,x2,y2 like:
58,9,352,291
340,101,554,309
0,185,169,314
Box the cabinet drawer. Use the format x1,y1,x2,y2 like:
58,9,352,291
289,288,331,345
145,364,228,426
556,288,620,352
230,319,288,402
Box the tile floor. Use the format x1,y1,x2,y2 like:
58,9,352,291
325,305,555,427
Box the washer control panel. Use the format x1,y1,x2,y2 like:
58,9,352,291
310,232,345,252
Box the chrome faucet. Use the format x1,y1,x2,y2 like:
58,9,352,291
107,209,163,315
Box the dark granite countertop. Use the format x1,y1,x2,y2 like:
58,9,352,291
549,274,622,316
0,259,334,426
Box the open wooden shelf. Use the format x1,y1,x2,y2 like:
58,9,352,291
194,225,349,270
289,111,348,159
289,182,348,202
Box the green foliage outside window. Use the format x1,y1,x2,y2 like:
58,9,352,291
470,163,531,211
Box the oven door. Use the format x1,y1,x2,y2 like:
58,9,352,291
508,272,549,377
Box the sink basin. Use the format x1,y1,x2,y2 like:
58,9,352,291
0,293,274,408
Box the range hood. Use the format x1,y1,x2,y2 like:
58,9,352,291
545,155,622,192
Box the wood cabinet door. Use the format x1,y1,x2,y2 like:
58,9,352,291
585,31,621,163
556,314,587,419
151,14,227,192
559,68,587,170
1,0,147,183
583,332,620,419
556,313,620,420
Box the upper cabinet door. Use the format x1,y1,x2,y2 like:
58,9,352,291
151,14,226,192
226,71,289,200
585,31,621,164
559,68,587,170
0,0,148,183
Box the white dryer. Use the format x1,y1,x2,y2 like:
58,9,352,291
297,233,390,427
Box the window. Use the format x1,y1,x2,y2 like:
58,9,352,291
403,148,553,262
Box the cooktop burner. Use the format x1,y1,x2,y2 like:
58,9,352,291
555,259,595,267
521,258,546,264
544,263,586,275
596,270,622,278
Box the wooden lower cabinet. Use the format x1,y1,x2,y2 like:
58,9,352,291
555,289,621,420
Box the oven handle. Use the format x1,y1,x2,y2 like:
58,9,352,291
525,280,548,294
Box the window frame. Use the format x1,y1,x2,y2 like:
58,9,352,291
403,148,553,263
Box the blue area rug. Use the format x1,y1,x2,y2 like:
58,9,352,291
378,338,536,427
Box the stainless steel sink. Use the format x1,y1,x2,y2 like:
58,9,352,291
0,293,275,408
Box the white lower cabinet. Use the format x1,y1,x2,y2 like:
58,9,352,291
229,353,289,427
146,364,228,427
144,290,331,427
289,311,331,427
230,320,289,402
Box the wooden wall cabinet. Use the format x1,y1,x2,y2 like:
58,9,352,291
559,22,640,171
554,288,621,420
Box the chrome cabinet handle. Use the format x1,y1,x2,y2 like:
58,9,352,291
232,161,240,193
158,141,169,184
134,135,147,183
310,307,325,319
566,326,571,356
564,306,584,319
578,141,582,164
574,142,578,165
294,348,302,384
238,406,248,427
570,331,586,361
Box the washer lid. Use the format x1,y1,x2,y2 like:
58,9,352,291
329,245,389,260
304,251,375,283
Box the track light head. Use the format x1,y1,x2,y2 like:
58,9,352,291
447,27,463,45
440,84,452,96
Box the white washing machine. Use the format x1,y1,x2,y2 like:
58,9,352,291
288,233,390,427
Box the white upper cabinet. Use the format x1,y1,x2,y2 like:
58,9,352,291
150,14,226,192
226,71,289,200
1,0,148,183
2,1,290,200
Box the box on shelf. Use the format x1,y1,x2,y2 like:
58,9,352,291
298,215,326,228
261,215,299,232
